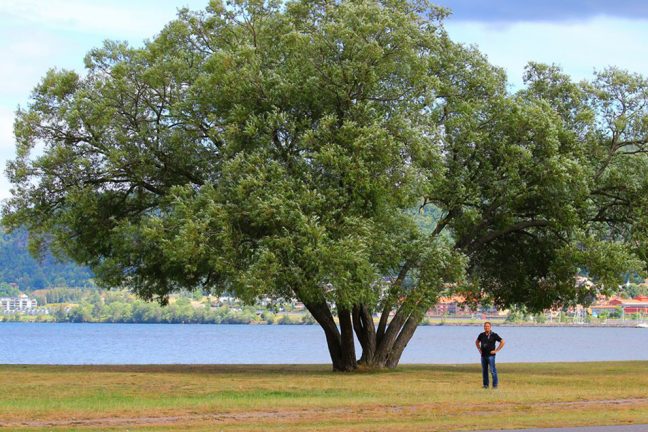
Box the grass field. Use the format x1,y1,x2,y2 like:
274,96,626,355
1,362,647,431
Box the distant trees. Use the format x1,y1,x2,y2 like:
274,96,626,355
2,287,313,324
623,284,648,298
58,297,312,324
42,287,87,303
0,283,20,297
0,229,94,289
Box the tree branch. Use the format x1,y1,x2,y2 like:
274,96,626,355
462,219,550,255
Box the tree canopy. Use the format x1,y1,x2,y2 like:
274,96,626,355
4,0,648,370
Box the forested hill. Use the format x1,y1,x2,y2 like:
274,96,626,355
0,228,94,290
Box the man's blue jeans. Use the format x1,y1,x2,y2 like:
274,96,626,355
481,355,498,388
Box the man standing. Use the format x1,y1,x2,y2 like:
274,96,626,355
475,322,505,389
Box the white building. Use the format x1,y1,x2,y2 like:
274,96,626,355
0,294,38,312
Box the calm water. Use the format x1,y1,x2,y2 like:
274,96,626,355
1,323,647,364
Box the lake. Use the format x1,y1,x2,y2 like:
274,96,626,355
1,323,647,365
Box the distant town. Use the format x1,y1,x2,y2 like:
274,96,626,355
2,278,647,327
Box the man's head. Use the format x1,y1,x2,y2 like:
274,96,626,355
484,322,492,333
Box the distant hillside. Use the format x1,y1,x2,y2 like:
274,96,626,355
0,228,94,290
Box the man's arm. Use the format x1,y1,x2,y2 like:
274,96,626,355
492,339,505,354
475,338,482,355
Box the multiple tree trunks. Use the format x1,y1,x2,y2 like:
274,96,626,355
303,297,420,371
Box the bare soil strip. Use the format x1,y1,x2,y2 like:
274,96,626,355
7,398,648,429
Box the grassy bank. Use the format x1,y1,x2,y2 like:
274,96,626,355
1,362,647,431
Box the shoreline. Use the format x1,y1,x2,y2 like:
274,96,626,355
1,319,646,328
425,321,648,328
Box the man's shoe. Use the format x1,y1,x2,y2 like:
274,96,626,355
483,386,489,389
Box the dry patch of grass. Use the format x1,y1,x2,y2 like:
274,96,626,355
1,362,647,431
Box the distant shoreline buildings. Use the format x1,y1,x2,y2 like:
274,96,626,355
590,295,648,317
0,294,38,312
1,277,647,323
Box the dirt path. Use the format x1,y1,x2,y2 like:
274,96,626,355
4,397,648,429
471,425,648,432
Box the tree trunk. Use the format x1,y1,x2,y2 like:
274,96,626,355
298,295,357,371
372,305,409,366
354,298,425,369
376,302,391,347
352,304,376,365
297,289,423,371
337,307,358,371
385,312,422,368
301,300,345,371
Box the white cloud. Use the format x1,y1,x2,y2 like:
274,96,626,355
0,1,209,199
0,107,17,201
0,30,85,105
0,1,210,101
445,17,648,88
0,0,191,40
0,106,16,151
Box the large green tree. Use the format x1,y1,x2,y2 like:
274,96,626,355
4,0,648,370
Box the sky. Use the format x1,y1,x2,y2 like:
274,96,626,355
0,0,647,201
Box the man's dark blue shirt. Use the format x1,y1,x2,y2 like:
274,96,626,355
477,331,502,357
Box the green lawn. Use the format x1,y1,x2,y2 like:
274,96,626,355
1,362,647,431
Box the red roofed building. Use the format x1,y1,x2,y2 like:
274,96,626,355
591,296,648,317
621,297,648,314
